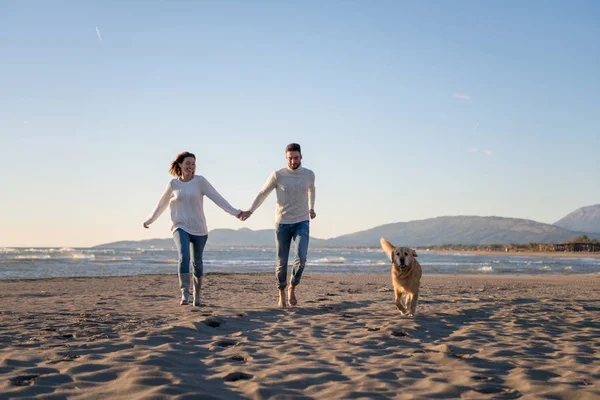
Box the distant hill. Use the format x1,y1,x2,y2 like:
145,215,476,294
95,228,327,249
95,216,599,249
319,216,599,247
554,204,600,234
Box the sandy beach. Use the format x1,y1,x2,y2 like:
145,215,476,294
1,273,599,399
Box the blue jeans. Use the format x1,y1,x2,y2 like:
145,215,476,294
172,229,208,278
275,220,310,289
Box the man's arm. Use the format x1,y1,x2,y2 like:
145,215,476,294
240,172,277,221
308,171,316,219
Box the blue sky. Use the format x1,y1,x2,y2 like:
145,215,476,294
1,1,599,247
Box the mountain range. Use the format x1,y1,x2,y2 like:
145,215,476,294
553,204,600,234
95,204,600,249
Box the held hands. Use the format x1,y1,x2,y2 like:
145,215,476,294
238,211,252,221
236,210,313,221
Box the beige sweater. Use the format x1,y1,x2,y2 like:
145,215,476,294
249,166,316,224
145,176,240,236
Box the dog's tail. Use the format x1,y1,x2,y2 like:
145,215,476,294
380,237,394,263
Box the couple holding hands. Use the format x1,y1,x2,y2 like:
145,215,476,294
143,143,316,308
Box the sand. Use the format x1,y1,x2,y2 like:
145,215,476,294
1,273,599,399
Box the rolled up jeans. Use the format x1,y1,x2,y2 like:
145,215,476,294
172,229,208,278
275,220,310,289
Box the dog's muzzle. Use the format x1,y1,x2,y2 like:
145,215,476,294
397,258,408,270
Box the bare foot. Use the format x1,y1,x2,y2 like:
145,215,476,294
278,289,287,308
288,286,298,306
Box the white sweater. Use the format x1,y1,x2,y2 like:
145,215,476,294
145,176,240,236
249,166,316,224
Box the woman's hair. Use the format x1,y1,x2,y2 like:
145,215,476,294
169,151,196,177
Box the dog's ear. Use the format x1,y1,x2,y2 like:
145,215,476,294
380,238,395,263
411,248,418,257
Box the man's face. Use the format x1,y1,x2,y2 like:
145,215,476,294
286,151,302,170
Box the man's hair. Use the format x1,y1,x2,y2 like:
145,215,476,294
285,143,301,154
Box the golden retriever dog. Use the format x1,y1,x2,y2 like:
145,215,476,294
380,238,422,316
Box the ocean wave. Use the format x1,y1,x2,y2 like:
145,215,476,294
0,248,19,254
140,248,173,252
366,260,387,265
85,249,116,254
317,257,346,264
15,255,52,260
144,259,177,264
91,257,132,263
462,265,493,273
71,253,95,260
206,259,272,266
1,249,599,280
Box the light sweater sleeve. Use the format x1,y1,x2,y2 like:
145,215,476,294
308,170,316,210
249,171,277,213
199,177,241,216
145,182,174,226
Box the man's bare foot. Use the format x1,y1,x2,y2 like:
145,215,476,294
278,289,287,308
288,286,298,306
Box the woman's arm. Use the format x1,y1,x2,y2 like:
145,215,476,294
143,182,174,227
200,177,241,216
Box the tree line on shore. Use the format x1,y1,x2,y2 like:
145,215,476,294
430,236,600,253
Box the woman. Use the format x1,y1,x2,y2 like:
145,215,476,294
144,151,241,306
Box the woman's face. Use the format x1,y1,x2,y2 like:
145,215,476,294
179,156,196,178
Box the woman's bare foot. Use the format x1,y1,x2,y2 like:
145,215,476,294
288,286,298,306
278,289,287,308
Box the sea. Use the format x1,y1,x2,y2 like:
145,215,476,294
1,246,599,280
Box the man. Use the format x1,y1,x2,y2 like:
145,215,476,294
240,143,316,308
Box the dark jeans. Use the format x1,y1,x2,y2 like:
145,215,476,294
275,220,310,289
172,229,208,278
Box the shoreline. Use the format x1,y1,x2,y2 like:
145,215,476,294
2,270,600,283
427,249,600,259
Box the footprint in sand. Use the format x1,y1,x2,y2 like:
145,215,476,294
223,371,253,382
9,374,39,387
202,317,223,328
228,355,246,362
214,339,238,348
391,329,408,337
48,354,81,364
473,384,520,398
